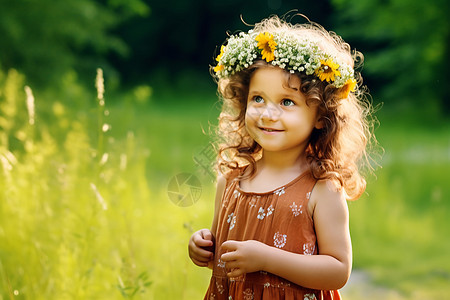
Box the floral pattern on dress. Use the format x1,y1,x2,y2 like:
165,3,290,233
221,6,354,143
217,258,226,269
257,207,266,220
243,288,254,300
249,196,257,208
273,187,285,196
273,232,287,248
216,281,225,294
257,205,274,220
290,202,303,217
266,205,274,216
303,243,315,255
304,293,317,300
227,213,236,230
233,190,241,198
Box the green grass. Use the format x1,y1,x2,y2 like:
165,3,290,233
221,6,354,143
0,68,449,299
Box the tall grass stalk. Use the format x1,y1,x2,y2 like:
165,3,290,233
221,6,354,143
0,68,156,299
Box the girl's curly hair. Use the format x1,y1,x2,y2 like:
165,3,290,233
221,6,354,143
213,16,377,200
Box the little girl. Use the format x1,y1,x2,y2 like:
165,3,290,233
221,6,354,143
189,15,374,300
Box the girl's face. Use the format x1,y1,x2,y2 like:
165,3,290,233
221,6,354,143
245,67,322,155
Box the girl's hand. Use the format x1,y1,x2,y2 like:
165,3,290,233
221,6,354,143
188,229,215,267
220,240,268,277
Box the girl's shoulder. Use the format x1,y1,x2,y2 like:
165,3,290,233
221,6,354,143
308,179,347,216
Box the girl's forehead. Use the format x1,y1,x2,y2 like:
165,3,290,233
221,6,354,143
250,66,301,89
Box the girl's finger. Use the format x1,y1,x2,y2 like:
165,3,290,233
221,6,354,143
192,258,209,267
224,261,239,271
201,229,213,241
227,268,242,278
220,240,239,252
220,251,235,262
194,234,214,247
192,247,213,259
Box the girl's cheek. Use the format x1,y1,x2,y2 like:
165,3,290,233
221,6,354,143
246,105,260,124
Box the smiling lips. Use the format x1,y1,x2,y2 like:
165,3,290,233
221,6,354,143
259,126,284,133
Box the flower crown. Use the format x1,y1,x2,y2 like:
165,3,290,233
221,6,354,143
213,30,357,98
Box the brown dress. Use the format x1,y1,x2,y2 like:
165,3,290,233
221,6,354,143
204,169,341,300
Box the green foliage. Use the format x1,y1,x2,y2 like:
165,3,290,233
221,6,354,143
0,68,154,299
331,0,450,113
0,0,149,86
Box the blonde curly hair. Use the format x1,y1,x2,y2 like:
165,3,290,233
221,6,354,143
214,16,377,200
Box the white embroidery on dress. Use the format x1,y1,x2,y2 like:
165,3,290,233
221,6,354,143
306,191,311,200
249,196,257,208
243,288,254,300
273,187,285,196
217,258,226,268
303,243,315,255
209,293,216,299
264,282,270,288
304,293,317,300
266,205,274,216
257,205,274,220
273,232,287,248
233,190,241,198
216,281,225,294
257,207,266,220
227,212,236,230
227,213,234,223
290,202,303,217
229,214,236,230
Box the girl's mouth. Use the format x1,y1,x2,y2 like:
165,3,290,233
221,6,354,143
259,127,283,133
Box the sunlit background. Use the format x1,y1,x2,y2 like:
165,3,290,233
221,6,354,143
0,0,449,299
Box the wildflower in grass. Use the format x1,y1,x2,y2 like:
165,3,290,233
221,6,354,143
24,86,35,125
96,68,105,104
102,123,111,132
90,183,107,210
100,153,109,165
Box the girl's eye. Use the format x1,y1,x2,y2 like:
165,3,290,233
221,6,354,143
281,99,295,106
253,96,264,103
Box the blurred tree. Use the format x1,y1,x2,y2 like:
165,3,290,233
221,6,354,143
331,0,450,114
109,0,333,85
0,0,149,86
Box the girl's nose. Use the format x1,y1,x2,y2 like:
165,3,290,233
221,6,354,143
260,103,281,122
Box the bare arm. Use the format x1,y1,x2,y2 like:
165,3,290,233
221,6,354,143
220,180,352,290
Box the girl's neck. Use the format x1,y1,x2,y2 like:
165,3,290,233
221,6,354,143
240,148,308,193
258,147,308,176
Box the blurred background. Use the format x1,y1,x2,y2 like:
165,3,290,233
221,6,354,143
0,0,449,299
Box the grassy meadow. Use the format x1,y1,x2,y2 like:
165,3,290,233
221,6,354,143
0,68,449,299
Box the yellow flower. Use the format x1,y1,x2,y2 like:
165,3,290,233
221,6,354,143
338,78,357,99
315,59,341,82
216,45,226,62
255,32,277,62
214,45,226,73
214,64,224,72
